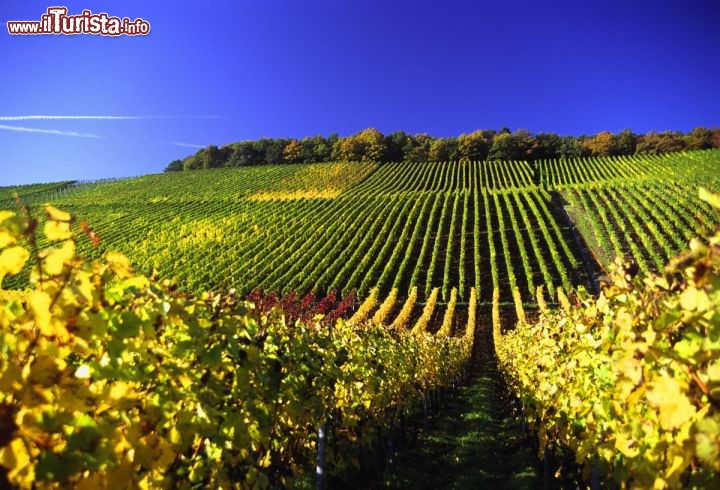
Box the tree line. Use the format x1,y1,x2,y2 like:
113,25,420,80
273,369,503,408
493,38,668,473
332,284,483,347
165,127,720,172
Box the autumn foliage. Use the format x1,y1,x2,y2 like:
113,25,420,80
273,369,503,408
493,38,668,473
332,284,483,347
496,189,720,488
0,205,471,488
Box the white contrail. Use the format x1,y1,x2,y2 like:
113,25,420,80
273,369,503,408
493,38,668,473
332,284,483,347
159,141,206,149
0,124,101,138
0,115,221,121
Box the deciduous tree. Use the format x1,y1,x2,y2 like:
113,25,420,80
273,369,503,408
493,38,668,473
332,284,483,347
165,159,183,172
331,128,387,162
528,132,562,160
685,127,713,150
558,136,587,158
385,131,409,162
636,131,686,154
616,128,637,155
282,139,302,163
403,133,432,162
488,130,532,161
457,130,492,161
428,138,450,161
583,131,617,156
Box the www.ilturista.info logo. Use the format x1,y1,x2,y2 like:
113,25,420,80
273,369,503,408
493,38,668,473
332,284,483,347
7,7,150,36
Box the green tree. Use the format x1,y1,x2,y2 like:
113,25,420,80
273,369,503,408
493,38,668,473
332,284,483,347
558,136,587,158
616,128,637,155
488,133,513,160
307,136,333,162
228,141,261,166
385,131,409,162
457,130,491,161
403,134,432,162
199,145,222,168
488,130,532,161
183,154,202,170
254,138,289,164
444,137,460,161
164,159,183,172
428,138,450,162
298,136,324,163
528,132,562,160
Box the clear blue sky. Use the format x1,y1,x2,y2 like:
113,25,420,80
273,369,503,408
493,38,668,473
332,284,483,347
1,0,718,185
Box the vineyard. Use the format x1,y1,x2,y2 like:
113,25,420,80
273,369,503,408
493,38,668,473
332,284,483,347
0,149,719,488
495,188,720,488
3,151,718,313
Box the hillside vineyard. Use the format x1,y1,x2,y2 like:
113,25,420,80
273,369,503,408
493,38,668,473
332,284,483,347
3,151,719,314
0,150,719,488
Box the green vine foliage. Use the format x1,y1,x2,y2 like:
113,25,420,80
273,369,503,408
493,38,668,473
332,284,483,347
0,204,469,489
497,189,720,488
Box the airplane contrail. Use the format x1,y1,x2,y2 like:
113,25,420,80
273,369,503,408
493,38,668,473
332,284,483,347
0,115,221,121
159,141,206,149
0,124,101,138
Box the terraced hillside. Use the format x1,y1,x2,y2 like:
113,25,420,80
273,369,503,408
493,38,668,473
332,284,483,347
2,150,719,318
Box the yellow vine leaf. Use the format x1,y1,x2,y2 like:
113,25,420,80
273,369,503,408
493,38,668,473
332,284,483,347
28,354,64,387
56,388,94,413
44,219,72,241
699,187,720,209
105,461,135,490
614,308,633,330
76,271,94,305
134,434,177,470
0,231,16,249
42,240,75,276
105,251,133,279
0,438,33,484
75,471,107,490
646,376,696,431
27,290,52,335
43,204,71,222
0,246,30,281
0,362,22,392
614,433,640,458
0,211,18,249
665,452,689,484
258,451,272,468
122,276,149,291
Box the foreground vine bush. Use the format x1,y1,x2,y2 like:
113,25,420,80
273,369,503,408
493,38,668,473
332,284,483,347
0,204,468,488
497,188,720,488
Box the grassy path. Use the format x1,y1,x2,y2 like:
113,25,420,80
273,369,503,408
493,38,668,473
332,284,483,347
383,325,540,489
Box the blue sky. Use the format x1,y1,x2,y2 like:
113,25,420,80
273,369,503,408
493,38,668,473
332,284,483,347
0,0,718,186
